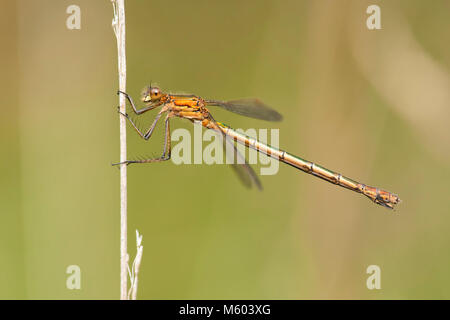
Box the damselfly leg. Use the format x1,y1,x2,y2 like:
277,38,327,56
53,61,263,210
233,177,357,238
113,112,173,166
118,106,165,140
124,115,172,165
118,90,160,115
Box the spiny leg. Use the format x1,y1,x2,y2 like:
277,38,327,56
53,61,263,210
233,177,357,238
113,114,172,166
118,90,158,115
118,107,165,140
162,114,171,159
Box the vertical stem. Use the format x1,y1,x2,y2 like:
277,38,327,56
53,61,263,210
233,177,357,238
128,230,143,300
111,0,128,300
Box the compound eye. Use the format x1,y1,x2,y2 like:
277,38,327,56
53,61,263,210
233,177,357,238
150,87,161,99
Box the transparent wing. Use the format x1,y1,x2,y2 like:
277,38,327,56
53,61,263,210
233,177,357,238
226,138,263,191
206,99,283,122
209,118,262,190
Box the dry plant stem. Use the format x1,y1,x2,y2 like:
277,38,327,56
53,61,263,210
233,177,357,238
111,0,128,300
128,230,143,300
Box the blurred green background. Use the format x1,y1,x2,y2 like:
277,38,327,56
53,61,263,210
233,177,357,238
1,0,449,299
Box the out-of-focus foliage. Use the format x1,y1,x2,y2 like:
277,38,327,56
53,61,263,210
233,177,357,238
1,0,449,299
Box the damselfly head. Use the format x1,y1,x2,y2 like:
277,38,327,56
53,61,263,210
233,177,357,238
141,86,162,103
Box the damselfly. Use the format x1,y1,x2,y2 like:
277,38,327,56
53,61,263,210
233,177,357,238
114,86,401,209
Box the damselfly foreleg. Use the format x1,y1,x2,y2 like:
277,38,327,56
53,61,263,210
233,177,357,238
118,90,159,115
